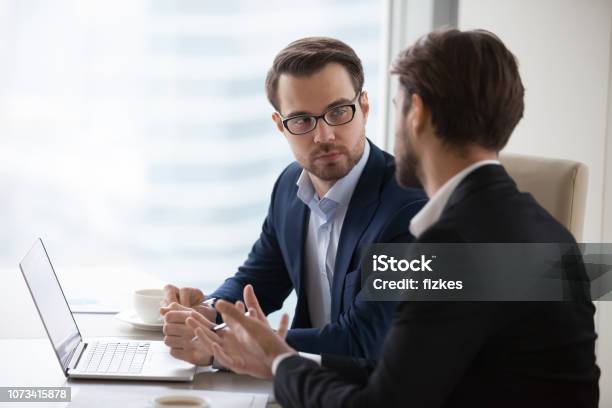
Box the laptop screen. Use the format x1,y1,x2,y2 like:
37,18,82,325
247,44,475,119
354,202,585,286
19,239,82,374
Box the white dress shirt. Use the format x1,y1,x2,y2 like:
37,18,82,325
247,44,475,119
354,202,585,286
297,140,370,328
272,159,501,375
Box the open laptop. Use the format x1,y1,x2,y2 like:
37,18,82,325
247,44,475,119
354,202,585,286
19,238,196,381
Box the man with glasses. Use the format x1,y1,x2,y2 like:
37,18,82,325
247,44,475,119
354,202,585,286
160,37,427,367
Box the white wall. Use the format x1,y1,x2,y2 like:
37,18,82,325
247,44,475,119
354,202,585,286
459,0,612,404
460,0,611,242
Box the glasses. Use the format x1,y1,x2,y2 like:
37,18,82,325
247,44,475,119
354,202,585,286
280,91,361,135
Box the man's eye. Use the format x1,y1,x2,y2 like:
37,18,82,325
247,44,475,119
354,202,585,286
329,107,349,118
293,117,312,125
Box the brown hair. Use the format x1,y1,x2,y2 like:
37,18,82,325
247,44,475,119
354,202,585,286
391,29,525,152
265,37,364,112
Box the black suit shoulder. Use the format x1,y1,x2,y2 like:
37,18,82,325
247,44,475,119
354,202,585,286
423,165,576,244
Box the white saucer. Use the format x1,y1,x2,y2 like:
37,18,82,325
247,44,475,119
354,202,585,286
115,310,163,331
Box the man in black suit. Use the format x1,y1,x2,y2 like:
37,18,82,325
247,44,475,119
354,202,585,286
195,29,600,407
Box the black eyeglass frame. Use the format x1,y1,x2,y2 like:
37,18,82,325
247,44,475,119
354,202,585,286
279,91,362,135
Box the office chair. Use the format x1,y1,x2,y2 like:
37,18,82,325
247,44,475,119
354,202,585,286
499,153,589,241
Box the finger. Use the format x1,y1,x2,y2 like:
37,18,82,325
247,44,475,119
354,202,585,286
191,289,205,305
161,302,191,314
161,302,185,317
187,310,216,329
216,300,262,335
185,316,206,333
160,304,173,316
165,310,191,324
212,342,235,368
243,284,266,322
164,335,188,349
165,322,195,338
192,327,216,354
179,287,204,307
185,316,215,336
178,288,191,307
248,307,263,322
194,327,221,347
235,300,246,313
216,300,251,327
198,322,223,344
278,313,290,339
163,284,179,305
194,327,220,353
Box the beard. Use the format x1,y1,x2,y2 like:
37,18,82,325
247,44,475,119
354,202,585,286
394,126,422,189
303,136,365,182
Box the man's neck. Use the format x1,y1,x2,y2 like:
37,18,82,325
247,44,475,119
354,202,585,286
421,148,498,197
310,175,336,199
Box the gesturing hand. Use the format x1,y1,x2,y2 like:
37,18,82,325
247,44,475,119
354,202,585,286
191,284,295,379
221,285,294,364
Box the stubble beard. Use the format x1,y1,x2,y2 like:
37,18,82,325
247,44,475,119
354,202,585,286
304,135,365,182
395,127,422,189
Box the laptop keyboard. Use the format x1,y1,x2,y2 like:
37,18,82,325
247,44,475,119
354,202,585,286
79,341,150,374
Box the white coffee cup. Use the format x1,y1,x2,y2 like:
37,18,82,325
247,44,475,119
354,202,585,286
154,395,209,408
133,288,165,324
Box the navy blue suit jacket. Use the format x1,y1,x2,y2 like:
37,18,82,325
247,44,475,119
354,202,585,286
211,141,426,359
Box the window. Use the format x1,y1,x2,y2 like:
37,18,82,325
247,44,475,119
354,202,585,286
0,0,385,314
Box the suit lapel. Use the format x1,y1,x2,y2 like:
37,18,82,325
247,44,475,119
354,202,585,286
285,196,310,298
330,143,385,320
281,185,312,327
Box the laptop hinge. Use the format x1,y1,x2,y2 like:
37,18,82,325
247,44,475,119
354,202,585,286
67,342,87,371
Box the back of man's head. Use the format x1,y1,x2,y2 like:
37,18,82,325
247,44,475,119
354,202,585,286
391,29,525,152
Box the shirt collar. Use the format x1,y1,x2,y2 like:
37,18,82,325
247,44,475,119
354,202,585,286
409,159,501,238
296,140,371,217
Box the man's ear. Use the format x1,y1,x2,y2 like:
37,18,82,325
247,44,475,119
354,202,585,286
359,90,370,123
271,112,285,133
410,93,429,135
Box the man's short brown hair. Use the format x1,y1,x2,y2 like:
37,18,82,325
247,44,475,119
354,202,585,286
265,37,364,112
391,29,525,152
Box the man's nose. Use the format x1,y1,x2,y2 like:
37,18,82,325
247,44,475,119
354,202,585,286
313,120,336,144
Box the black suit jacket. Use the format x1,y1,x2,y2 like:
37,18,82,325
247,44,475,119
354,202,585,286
274,164,600,408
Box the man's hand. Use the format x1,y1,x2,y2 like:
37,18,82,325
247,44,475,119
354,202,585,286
212,285,295,371
161,307,216,365
192,300,276,379
162,284,217,322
